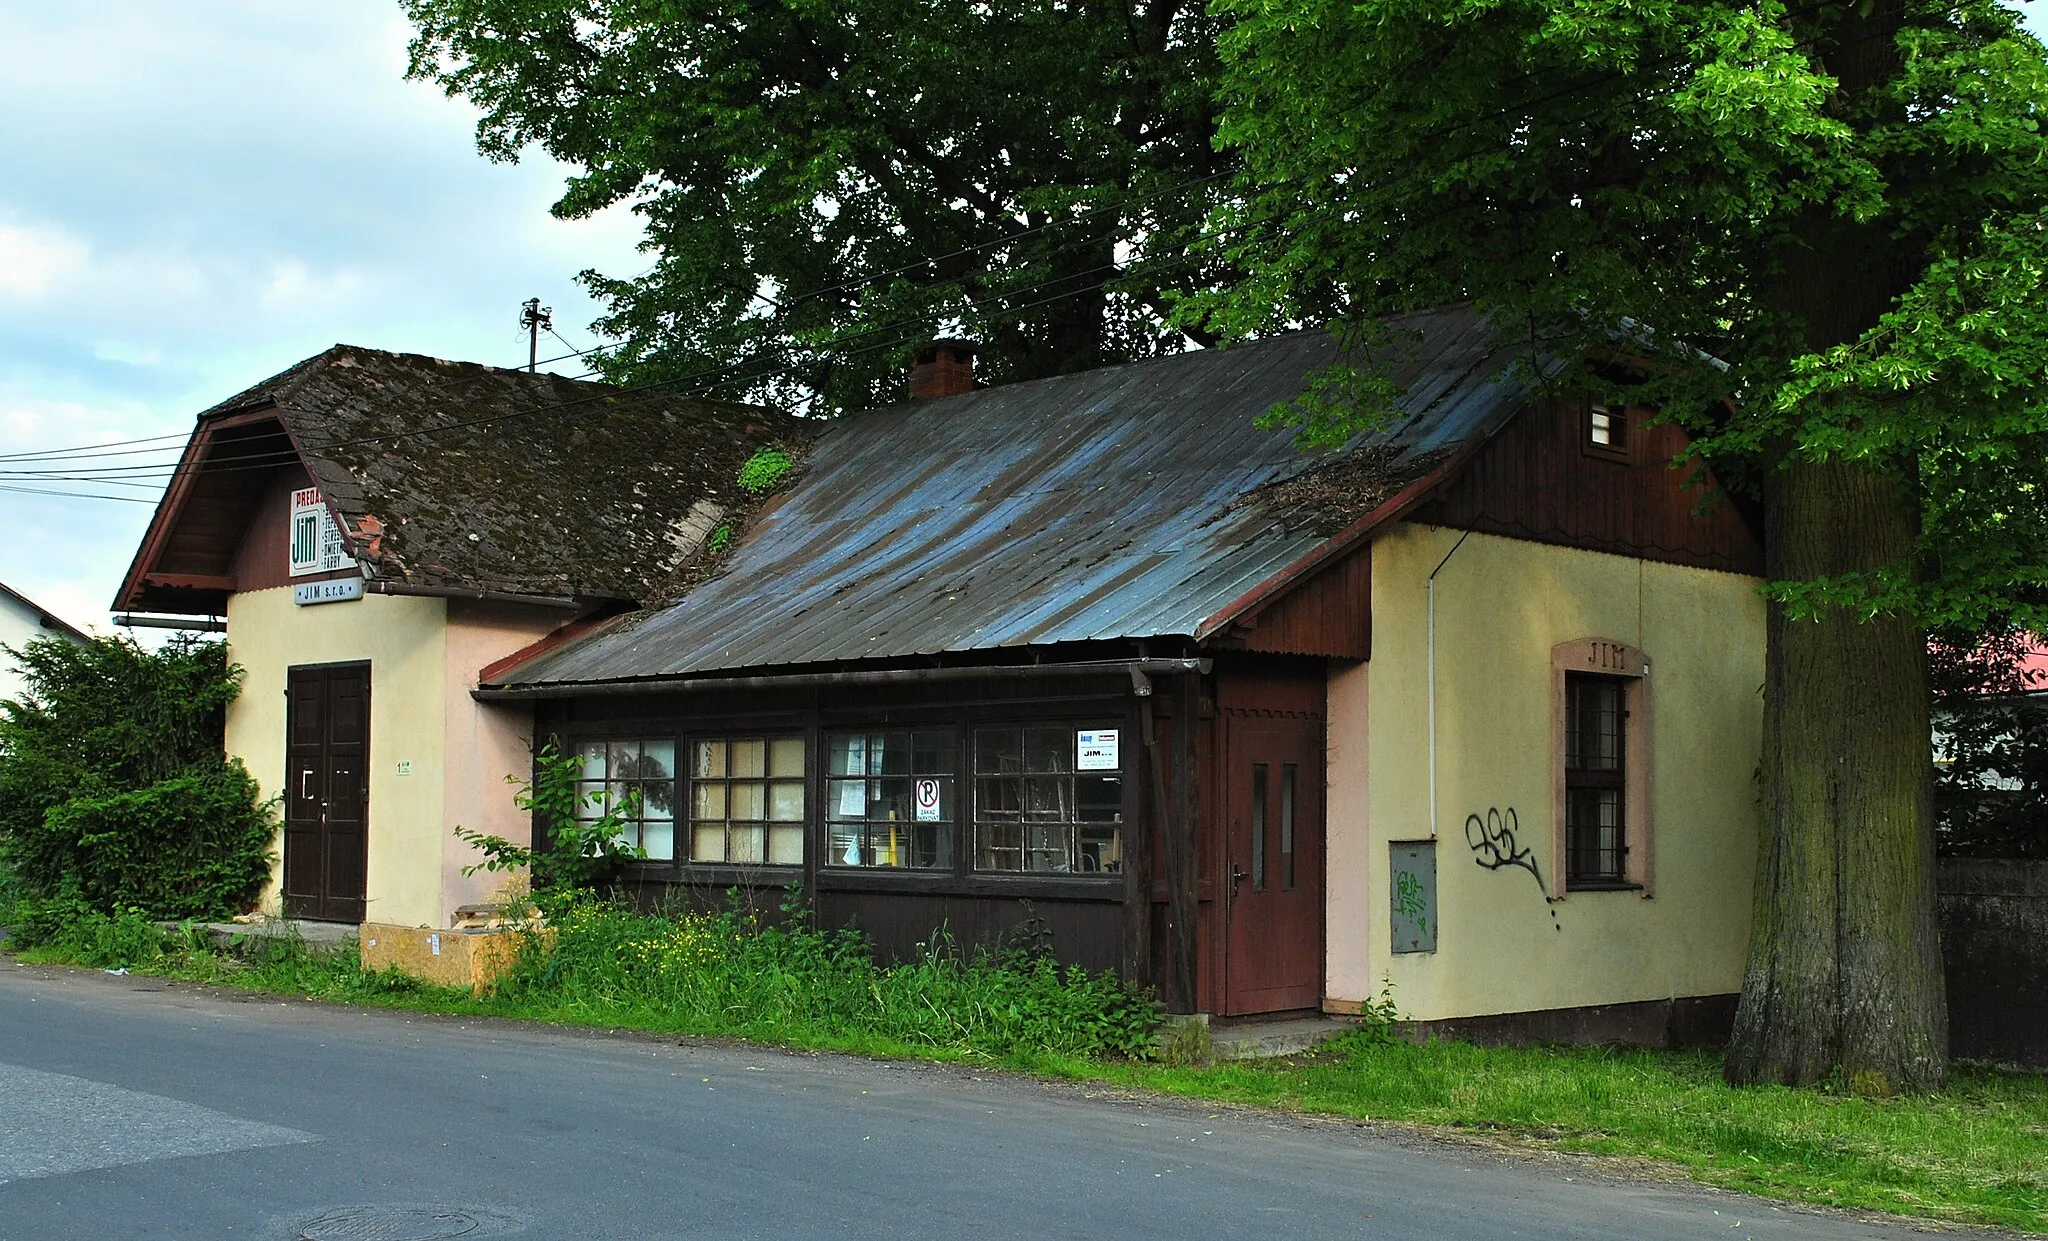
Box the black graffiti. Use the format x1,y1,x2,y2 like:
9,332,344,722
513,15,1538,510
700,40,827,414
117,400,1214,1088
1464,807,1547,896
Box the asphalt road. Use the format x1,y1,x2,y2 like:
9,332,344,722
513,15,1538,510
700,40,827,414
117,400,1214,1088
0,962,1962,1241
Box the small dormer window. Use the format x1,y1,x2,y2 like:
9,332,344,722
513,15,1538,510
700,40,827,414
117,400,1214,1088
1584,404,1630,462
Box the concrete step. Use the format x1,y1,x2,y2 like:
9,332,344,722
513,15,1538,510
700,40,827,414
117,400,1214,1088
1211,1016,1358,1061
1156,1013,1360,1064
160,919,356,955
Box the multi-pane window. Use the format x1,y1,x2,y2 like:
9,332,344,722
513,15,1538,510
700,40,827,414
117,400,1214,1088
1564,674,1627,885
973,725,1124,874
575,740,677,860
825,730,955,868
688,736,805,865
1588,404,1623,447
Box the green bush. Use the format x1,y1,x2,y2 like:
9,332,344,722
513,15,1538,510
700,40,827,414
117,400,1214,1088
0,634,274,940
33,765,276,920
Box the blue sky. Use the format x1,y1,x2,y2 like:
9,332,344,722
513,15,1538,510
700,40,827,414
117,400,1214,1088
2,3,2046,633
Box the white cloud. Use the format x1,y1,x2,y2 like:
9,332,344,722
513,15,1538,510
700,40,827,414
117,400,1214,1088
0,218,90,300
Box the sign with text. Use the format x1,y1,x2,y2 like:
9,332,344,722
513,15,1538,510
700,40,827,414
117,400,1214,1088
914,778,942,821
293,577,363,607
289,487,356,577
1075,729,1119,771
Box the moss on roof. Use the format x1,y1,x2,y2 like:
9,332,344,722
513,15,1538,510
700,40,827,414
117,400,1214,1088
212,345,801,600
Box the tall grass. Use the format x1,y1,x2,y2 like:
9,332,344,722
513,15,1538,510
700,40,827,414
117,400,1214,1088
14,891,1161,1062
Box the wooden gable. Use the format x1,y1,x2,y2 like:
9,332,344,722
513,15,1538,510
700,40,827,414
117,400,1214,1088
1411,399,1764,576
1199,397,1763,661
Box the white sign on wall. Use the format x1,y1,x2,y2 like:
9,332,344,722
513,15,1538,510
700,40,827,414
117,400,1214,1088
1076,729,1120,771
289,487,356,577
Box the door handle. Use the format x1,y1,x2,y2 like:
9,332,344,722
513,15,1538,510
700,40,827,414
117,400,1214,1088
300,770,315,799
1230,864,1249,894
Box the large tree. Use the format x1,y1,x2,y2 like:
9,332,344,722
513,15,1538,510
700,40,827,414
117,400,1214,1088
1204,0,2048,1090
404,0,1231,412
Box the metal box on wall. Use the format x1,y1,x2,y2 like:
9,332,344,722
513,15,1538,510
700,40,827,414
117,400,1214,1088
1390,840,1437,953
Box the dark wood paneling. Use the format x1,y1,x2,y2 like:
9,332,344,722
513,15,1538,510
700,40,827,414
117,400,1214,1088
1413,402,1764,576
230,465,314,592
284,662,370,924
1220,548,1370,660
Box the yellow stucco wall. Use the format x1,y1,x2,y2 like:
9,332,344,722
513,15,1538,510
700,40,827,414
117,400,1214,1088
224,588,557,929
1326,523,1765,1020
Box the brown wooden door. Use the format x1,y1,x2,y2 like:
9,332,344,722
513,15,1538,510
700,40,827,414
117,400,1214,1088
1221,715,1326,1015
283,663,369,923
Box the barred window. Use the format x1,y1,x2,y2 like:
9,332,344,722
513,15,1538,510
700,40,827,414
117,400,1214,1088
688,736,805,865
1564,674,1627,885
825,729,955,869
575,740,677,861
973,725,1124,874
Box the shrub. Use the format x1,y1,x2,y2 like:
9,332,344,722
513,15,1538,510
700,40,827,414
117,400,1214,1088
0,634,275,938
33,765,275,920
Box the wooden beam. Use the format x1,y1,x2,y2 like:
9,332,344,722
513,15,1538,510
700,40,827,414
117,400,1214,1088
143,573,235,591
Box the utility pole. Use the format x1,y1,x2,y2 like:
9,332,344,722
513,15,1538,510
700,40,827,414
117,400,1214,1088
520,297,553,372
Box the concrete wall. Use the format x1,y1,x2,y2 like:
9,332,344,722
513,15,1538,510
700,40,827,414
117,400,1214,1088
1326,523,1766,1022
224,587,555,929
1939,858,2048,1069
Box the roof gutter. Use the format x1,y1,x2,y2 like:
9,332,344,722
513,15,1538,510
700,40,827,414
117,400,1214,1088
364,579,583,609
473,657,1211,702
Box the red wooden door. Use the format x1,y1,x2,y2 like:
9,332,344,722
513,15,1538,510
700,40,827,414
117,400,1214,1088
1222,715,1326,1015
283,663,369,923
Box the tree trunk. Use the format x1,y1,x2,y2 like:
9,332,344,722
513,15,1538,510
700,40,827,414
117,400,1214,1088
1724,458,1947,1092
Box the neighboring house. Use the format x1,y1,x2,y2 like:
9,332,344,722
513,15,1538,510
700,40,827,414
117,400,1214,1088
476,306,1769,1039
0,582,91,701
114,346,793,928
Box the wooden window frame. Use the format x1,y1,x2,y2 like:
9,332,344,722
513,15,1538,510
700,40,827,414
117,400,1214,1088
1582,403,1636,464
1549,638,1652,897
570,737,679,862
822,726,958,871
683,733,808,868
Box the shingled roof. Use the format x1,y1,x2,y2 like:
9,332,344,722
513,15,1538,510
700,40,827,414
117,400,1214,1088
490,305,1539,690
117,347,797,613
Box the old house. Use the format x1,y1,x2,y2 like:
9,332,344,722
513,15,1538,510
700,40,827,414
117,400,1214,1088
476,307,1768,1039
113,347,791,928
0,581,90,701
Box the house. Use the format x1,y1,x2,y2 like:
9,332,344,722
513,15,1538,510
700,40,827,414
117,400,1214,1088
0,581,90,701
113,346,794,928
475,306,1768,1038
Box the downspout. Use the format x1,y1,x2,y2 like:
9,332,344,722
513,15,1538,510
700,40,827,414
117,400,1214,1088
1427,529,1474,841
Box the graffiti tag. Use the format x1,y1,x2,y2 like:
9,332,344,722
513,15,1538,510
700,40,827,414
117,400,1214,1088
1394,870,1429,936
1464,806,1546,896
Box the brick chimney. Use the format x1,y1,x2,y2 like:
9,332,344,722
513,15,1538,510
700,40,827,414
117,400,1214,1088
909,339,976,400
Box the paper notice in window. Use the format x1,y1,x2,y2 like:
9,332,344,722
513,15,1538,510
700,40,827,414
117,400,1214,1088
1076,729,1119,771
838,780,867,818
914,778,942,821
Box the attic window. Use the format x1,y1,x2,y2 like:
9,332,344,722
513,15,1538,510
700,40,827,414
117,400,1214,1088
1585,404,1631,462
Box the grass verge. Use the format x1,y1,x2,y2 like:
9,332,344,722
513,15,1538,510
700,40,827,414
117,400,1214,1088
8,903,2044,1235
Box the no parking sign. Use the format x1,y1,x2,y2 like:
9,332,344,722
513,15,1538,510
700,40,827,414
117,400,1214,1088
914,778,942,821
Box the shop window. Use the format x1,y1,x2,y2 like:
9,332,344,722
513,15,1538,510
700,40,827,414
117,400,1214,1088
825,729,955,869
688,736,805,865
973,725,1124,874
1551,638,1651,894
575,739,677,861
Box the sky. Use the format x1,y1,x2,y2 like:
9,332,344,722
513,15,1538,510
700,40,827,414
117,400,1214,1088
3,3,2047,635
0,3,644,632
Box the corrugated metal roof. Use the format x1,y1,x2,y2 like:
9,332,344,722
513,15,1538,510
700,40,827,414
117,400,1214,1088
496,306,1535,687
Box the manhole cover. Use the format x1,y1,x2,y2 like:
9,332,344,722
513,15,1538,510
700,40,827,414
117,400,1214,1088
297,1207,482,1241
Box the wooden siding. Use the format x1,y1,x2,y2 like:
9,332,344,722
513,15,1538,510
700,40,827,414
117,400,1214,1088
1215,547,1371,661
1412,402,1763,576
